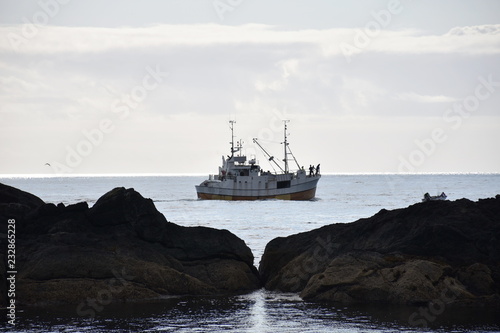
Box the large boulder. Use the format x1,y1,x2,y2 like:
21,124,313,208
0,184,260,309
0,183,45,222
259,196,500,306
0,183,44,210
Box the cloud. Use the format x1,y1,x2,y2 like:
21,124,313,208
446,25,500,36
1,24,500,56
338,24,500,58
1,23,498,122
394,92,457,104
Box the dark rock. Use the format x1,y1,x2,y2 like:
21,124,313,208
0,183,260,307
259,196,500,306
0,183,46,307
457,263,495,296
0,183,45,222
0,183,45,210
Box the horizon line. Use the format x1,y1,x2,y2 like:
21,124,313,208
1,172,500,179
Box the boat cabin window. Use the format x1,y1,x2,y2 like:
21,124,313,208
277,180,291,189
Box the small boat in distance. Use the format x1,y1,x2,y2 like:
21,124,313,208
422,192,447,202
195,120,321,200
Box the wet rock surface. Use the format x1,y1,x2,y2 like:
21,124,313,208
0,183,260,307
259,196,500,306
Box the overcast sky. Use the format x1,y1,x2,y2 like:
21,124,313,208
1,0,499,175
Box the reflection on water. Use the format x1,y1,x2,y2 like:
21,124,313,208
2,289,499,333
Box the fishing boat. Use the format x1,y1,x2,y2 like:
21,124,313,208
195,120,321,200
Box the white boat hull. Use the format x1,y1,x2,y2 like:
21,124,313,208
196,174,320,201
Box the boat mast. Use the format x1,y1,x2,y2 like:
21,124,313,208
229,120,236,158
283,120,290,174
237,139,243,157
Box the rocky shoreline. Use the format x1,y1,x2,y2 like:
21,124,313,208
0,183,260,307
259,195,500,306
1,182,499,308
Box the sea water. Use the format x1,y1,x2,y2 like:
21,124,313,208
1,174,499,332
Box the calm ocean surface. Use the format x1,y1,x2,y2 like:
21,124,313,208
1,174,500,332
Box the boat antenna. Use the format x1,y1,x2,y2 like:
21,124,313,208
282,120,290,173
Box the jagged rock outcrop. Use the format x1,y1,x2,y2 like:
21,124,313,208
0,183,260,307
259,196,500,306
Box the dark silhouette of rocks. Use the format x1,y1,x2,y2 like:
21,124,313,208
3,181,499,309
0,183,260,307
259,196,500,306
